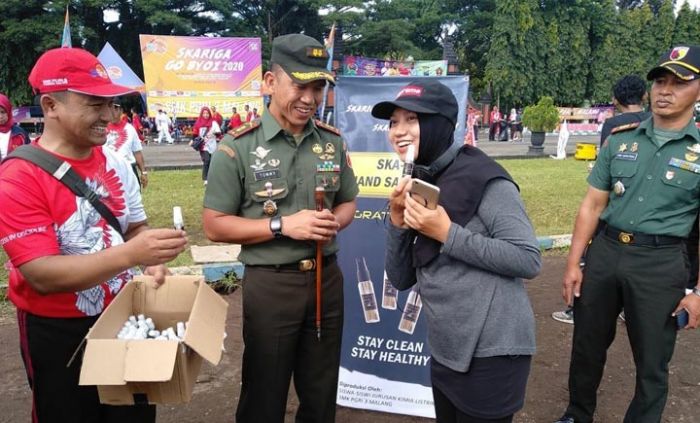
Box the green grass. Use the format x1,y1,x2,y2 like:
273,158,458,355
498,158,590,236
0,159,590,290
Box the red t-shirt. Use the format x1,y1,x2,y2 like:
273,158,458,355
0,143,146,317
230,114,242,129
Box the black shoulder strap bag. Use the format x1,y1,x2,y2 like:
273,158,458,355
4,145,124,237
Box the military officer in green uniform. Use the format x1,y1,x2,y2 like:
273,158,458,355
202,33,358,423
555,45,700,423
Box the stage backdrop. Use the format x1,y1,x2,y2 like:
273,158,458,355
138,35,263,117
335,76,469,418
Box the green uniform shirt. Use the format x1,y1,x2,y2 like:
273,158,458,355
204,108,359,265
588,117,700,237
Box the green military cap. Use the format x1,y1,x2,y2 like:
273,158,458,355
271,33,335,85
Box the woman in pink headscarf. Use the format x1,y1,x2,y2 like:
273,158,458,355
0,93,30,160
189,106,221,185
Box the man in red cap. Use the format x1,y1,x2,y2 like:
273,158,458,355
0,47,187,423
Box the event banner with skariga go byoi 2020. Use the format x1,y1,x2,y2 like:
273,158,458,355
139,35,264,118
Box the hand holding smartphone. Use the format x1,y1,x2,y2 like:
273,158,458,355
408,179,440,210
675,308,689,329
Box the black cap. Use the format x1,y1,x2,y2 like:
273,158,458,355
371,80,458,126
647,45,700,81
271,34,335,85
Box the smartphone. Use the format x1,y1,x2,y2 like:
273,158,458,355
408,179,440,210
676,308,689,329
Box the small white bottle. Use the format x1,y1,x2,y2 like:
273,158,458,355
381,270,398,310
356,257,380,323
173,206,184,230
398,286,423,335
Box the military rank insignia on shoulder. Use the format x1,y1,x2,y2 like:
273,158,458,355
314,119,341,136
228,120,261,139
611,122,641,135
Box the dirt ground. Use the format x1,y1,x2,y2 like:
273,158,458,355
2,256,699,423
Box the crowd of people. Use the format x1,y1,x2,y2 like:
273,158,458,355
0,33,699,423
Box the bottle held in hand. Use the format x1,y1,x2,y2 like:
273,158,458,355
173,206,184,230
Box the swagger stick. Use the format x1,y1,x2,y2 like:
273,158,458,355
315,186,325,341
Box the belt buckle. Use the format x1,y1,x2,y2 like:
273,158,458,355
298,259,315,271
618,231,634,244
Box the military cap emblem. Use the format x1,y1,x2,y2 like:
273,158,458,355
670,47,689,61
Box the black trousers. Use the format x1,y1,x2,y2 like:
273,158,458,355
433,386,513,423
235,262,344,423
200,150,211,181
566,234,687,423
17,310,156,423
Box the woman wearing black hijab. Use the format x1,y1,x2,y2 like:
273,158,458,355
373,80,541,423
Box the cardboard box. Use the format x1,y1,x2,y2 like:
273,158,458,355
78,275,228,405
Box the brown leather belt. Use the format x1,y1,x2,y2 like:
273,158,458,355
250,254,337,272
603,225,683,247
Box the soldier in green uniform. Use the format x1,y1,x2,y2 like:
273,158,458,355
555,45,700,423
202,34,358,423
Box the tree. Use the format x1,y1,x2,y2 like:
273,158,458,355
448,0,496,99
588,0,621,103
484,0,536,107
0,0,69,105
673,2,700,46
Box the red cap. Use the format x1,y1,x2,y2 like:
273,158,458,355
28,48,135,97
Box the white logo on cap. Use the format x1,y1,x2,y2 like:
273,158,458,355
397,86,423,98
43,78,69,86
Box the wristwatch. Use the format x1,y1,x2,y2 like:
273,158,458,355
269,216,283,239
692,287,700,298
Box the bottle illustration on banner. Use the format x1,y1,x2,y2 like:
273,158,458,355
356,257,380,323
381,270,398,310
398,286,422,334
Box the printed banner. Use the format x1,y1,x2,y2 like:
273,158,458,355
558,106,615,122
139,35,262,117
335,76,469,417
343,56,447,77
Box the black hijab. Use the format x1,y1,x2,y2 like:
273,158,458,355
411,117,517,268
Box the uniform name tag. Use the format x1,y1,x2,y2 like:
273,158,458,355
614,152,638,161
254,169,281,181
668,158,700,174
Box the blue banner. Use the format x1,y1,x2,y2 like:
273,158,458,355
335,76,469,417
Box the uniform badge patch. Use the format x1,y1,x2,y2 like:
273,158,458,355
666,171,675,180
217,145,236,159
251,146,271,160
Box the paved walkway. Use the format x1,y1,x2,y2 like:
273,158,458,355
142,132,601,170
